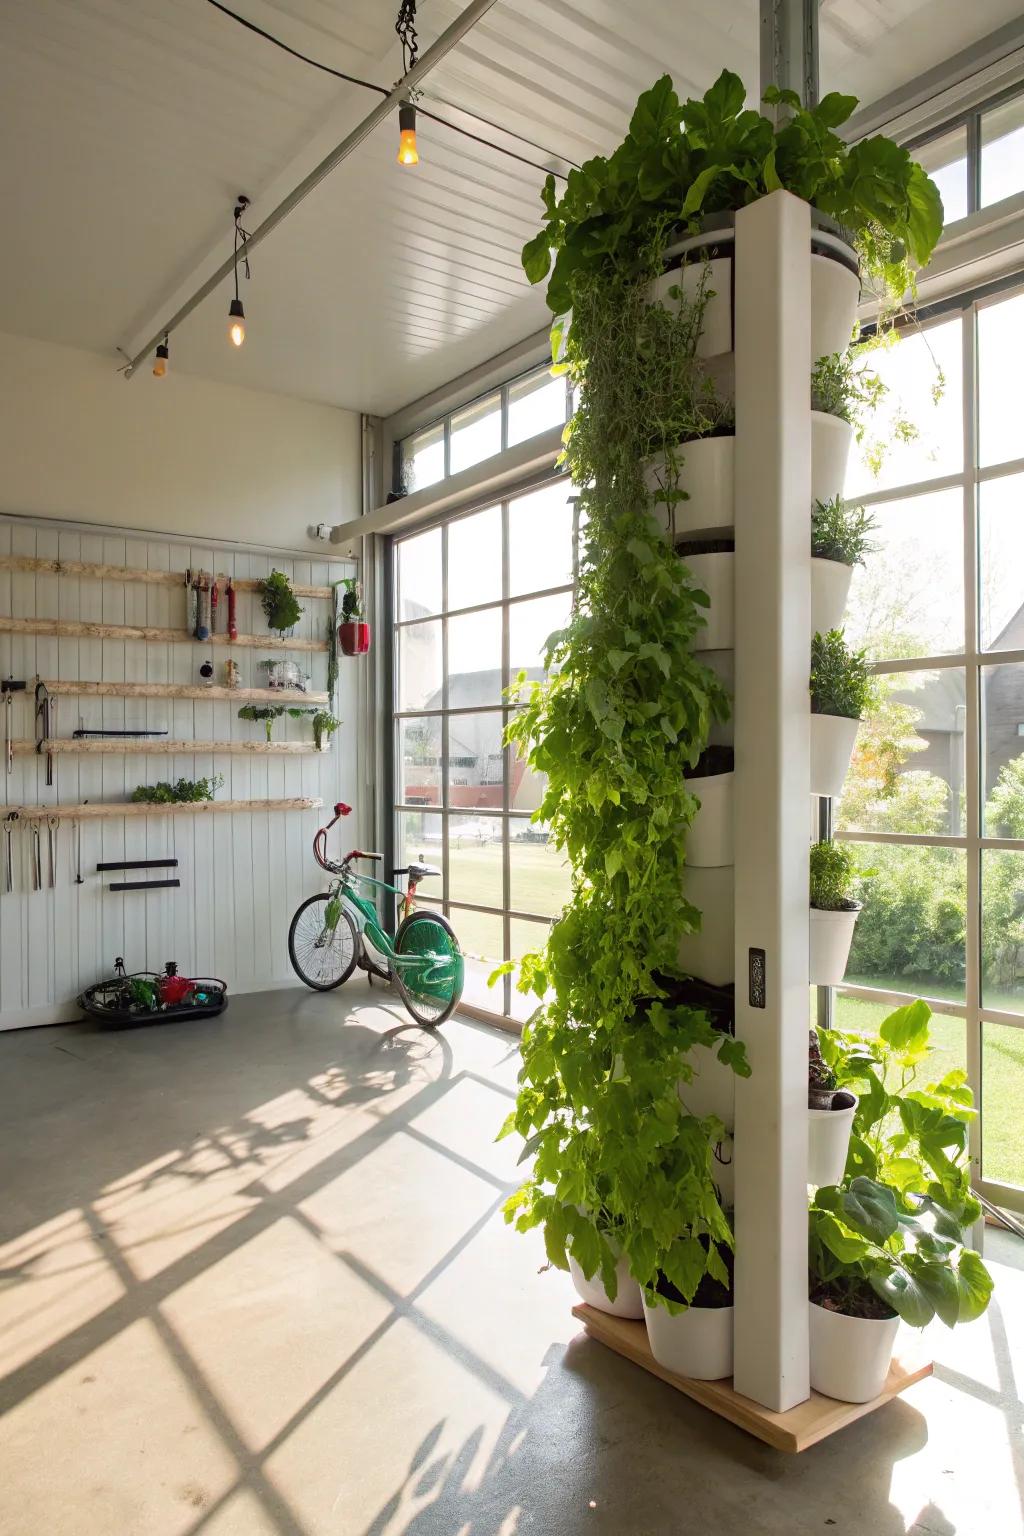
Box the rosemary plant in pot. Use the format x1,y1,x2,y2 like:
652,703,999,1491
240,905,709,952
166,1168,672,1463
807,1000,992,1402
497,212,751,1327
809,628,874,798
810,498,876,636
807,1027,858,1188
809,839,863,986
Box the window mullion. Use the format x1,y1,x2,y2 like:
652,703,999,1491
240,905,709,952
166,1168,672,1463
963,301,984,1200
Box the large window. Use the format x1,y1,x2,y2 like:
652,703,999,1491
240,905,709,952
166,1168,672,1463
399,364,572,493
391,479,577,1017
909,84,1024,225
835,283,1024,1212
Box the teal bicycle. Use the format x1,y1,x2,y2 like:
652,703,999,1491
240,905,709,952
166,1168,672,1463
288,802,464,1027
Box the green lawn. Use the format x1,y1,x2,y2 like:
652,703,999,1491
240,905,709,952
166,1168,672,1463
829,991,1024,1192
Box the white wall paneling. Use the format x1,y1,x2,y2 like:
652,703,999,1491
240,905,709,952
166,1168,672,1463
0,515,358,1030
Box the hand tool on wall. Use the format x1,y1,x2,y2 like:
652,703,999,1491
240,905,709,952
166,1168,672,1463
3,811,19,893
226,577,237,640
2,678,26,774
74,816,83,885
35,680,53,785
46,815,59,888
73,728,169,738
196,572,211,641
185,569,199,636
210,574,220,634
30,821,42,891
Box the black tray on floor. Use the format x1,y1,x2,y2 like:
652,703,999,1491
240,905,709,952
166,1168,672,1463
77,971,228,1028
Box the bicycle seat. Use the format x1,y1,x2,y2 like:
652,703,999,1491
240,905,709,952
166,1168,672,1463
407,861,441,882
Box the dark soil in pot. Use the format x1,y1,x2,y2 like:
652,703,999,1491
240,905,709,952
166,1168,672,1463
811,1276,896,1322
655,1243,734,1309
684,745,734,779
675,537,735,557
647,975,735,1035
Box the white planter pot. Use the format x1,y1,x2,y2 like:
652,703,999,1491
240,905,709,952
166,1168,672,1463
648,255,732,357
677,1040,736,1128
811,558,853,637
700,649,734,748
677,865,734,986
809,905,861,986
643,435,734,540
811,254,860,361
649,252,858,364
644,1296,734,1380
569,1254,644,1320
680,551,733,651
808,1091,858,1188
811,411,854,506
686,770,734,867
809,1301,899,1402
810,711,859,798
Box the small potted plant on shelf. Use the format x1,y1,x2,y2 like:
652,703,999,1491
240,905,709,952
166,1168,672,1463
311,709,341,752
682,745,734,868
809,628,874,798
257,570,304,636
809,839,864,985
238,702,285,742
810,498,877,636
338,579,370,656
807,1027,858,1187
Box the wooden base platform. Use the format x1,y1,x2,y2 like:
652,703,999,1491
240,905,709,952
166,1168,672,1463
572,1304,932,1453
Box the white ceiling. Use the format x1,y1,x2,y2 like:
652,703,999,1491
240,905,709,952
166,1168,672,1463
1,0,1021,419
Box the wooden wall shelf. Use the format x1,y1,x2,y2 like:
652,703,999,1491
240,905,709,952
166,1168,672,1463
13,740,320,757
572,1305,932,1454
0,554,334,599
0,617,327,652
7,797,323,821
42,681,329,705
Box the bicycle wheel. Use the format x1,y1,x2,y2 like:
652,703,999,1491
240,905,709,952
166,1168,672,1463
393,910,464,1027
288,894,359,991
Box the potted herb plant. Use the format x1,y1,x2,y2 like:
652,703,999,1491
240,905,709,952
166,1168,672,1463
257,570,303,635
811,497,877,635
568,1207,645,1320
682,745,734,867
809,628,873,798
338,579,370,656
311,709,341,752
807,1027,858,1187
643,1231,735,1380
238,702,284,742
809,839,863,985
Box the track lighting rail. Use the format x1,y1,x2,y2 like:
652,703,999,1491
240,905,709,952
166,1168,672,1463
121,0,500,379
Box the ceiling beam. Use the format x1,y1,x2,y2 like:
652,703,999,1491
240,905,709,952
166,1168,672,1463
121,0,501,378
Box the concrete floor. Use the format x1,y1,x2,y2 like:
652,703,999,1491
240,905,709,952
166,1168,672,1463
0,983,1022,1536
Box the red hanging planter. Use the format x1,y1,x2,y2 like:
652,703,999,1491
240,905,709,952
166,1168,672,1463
339,620,371,656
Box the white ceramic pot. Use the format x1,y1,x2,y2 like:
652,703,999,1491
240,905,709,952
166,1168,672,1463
810,711,859,798
686,770,734,867
681,551,733,651
701,650,734,748
809,1301,899,1402
677,865,734,986
811,254,860,361
809,905,861,986
677,1040,736,1128
808,1091,858,1188
649,252,858,364
811,411,854,506
643,435,734,540
648,256,733,357
569,1253,645,1320
644,1296,734,1380
811,558,853,637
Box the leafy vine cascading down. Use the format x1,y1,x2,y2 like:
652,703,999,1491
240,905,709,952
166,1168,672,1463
499,229,751,1306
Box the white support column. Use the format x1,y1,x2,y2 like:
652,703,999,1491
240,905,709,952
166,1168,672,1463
732,190,812,1412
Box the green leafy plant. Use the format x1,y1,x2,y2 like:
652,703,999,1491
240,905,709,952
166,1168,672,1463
809,839,860,911
809,999,992,1326
258,570,303,634
808,1027,839,1109
810,628,874,719
812,341,927,476
130,774,224,804
238,703,285,742
311,709,340,751
810,497,877,566
522,71,943,323
497,224,753,1306
340,579,364,623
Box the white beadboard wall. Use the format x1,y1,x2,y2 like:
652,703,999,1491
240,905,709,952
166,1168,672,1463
0,516,358,1030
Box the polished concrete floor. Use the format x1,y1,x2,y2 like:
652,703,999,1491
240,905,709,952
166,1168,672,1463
0,982,1021,1536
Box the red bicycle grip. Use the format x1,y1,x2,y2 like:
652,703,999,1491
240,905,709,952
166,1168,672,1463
334,802,352,817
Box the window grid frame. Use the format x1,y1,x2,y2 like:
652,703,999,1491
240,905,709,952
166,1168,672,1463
837,277,1024,1212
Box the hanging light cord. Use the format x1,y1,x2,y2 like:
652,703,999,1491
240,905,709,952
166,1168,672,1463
395,0,419,75
205,0,574,180
233,201,251,300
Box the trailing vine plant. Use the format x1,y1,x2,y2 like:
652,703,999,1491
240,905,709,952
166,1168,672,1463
497,223,751,1307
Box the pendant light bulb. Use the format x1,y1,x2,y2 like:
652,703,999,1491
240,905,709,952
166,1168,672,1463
397,102,419,166
153,336,169,378
228,298,246,348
